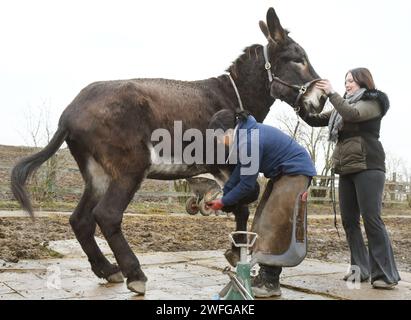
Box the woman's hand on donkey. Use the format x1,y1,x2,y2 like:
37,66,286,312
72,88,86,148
315,79,334,96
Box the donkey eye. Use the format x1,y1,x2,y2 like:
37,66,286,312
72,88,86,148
292,58,305,64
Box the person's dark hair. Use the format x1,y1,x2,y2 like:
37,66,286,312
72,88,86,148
346,67,376,90
208,108,250,131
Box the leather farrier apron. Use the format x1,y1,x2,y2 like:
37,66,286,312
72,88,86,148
251,175,310,267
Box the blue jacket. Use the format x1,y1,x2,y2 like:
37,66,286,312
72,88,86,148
221,115,317,207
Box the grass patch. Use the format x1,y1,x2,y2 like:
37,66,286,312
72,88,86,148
0,200,76,212
0,199,186,215
0,200,22,210
39,245,65,259
126,201,184,214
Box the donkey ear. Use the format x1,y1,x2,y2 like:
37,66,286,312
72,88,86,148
259,20,270,39
259,20,277,45
266,7,286,43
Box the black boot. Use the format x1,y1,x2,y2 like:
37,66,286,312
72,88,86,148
251,264,282,298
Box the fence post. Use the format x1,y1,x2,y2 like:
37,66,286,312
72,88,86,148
168,181,173,205
409,175,411,207
391,172,397,201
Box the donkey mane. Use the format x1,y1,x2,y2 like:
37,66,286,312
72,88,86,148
226,44,262,79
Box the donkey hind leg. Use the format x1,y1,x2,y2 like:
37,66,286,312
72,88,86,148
224,205,250,267
66,138,124,283
92,174,147,295
69,184,124,283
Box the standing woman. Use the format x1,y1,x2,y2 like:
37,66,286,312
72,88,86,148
299,68,400,289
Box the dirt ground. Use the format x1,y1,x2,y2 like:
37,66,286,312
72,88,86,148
1,211,410,273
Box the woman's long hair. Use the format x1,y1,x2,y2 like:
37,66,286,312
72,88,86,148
346,67,376,90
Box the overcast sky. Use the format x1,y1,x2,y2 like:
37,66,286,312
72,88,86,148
1,0,410,169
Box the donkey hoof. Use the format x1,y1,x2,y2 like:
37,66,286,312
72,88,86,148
127,280,146,295
224,248,240,267
107,271,124,283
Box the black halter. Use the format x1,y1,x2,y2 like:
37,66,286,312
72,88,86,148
263,45,321,112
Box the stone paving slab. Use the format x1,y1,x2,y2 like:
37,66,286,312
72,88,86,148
46,238,112,257
0,250,327,300
0,293,26,300
1,238,410,300
0,283,14,295
280,259,411,300
1,248,410,300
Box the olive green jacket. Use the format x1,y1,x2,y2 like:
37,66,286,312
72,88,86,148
298,89,390,175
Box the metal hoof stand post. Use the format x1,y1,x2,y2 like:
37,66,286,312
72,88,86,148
217,231,258,300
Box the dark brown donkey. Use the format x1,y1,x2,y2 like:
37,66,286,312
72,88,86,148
11,7,326,294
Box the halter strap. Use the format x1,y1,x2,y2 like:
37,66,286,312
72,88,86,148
227,45,321,114
226,73,244,111
263,45,273,83
263,44,321,109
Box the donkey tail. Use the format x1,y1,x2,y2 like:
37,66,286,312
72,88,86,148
11,126,68,218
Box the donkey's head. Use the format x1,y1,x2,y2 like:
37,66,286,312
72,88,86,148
260,8,327,114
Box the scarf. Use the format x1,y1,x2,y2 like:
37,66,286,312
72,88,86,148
328,88,367,142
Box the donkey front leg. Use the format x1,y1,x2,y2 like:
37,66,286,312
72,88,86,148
92,177,147,295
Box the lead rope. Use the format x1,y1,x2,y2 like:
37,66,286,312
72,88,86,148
330,168,341,238
292,109,301,140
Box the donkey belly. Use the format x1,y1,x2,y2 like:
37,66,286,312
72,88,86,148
146,142,209,179
146,164,209,180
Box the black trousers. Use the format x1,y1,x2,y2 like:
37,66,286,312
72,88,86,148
222,183,260,213
339,170,400,284
259,264,282,281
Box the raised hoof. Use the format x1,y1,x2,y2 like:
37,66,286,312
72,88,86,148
224,248,240,267
106,271,124,283
127,280,146,295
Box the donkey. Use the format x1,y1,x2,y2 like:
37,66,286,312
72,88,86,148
11,7,326,294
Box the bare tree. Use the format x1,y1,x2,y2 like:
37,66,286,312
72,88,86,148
20,101,55,148
385,152,409,182
276,104,335,199
383,152,411,205
276,111,332,177
320,141,334,177
18,102,61,204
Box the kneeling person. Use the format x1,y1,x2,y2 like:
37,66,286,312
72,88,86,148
207,109,316,298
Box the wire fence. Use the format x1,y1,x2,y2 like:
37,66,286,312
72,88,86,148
1,175,410,206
